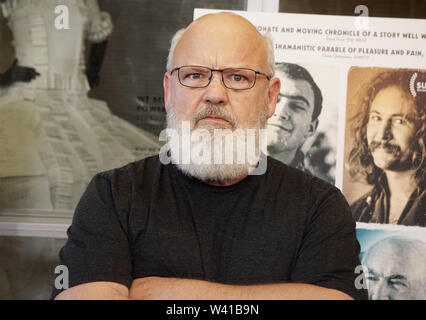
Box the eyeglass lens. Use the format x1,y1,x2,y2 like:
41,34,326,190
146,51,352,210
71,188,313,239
178,66,256,89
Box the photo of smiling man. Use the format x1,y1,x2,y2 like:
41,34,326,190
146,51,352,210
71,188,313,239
344,67,425,227
267,62,338,184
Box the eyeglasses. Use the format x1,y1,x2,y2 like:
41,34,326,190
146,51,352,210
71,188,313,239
170,66,271,90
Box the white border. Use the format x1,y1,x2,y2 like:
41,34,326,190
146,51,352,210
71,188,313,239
357,222,426,233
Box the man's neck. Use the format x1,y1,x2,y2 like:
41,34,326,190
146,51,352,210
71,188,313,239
270,149,297,166
384,169,417,198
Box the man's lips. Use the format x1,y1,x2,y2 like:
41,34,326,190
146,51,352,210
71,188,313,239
200,116,230,123
267,123,293,132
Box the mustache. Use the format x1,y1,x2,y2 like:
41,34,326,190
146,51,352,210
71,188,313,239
192,104,237,129
369,141,401,155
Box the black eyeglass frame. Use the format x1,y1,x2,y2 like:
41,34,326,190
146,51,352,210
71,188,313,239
169,65,271,90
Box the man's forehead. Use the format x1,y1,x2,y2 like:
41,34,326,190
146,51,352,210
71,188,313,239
370,86,418,116
189,12,257,30
277,72,315,105
172,13,267,69
365,253,408,272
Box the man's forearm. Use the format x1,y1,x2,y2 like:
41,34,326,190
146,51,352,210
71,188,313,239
55,282,131,300
129,277,353,300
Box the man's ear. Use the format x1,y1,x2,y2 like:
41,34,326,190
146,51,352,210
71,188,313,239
266,77,281,118
163,72,171,111
306,118,319,138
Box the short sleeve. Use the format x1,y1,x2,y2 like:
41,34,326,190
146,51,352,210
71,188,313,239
290,187,368,300
50,172,133,299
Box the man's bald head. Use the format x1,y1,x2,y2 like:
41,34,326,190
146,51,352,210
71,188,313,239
166,12,275,77
362,236,426,300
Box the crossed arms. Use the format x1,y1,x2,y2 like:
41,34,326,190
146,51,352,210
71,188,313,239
55,277,353,300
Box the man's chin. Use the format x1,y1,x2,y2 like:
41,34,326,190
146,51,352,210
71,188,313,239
195,121,234,131
372,150,400,169
375,160,415,172
373,156,414,172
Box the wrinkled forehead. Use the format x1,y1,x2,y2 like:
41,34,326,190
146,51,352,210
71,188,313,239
363,240,421,278
172,13,268,70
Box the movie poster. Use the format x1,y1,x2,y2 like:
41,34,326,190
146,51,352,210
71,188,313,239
194,8,426,299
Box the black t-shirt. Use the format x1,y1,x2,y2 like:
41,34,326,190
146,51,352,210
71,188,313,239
51,155,367,299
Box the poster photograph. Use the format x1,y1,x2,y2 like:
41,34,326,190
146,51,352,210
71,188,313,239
267,62,339,184
343,66,425,226
357,223,426,299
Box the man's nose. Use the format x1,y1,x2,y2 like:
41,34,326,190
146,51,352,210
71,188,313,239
378,119,393,142
277,103,291,121
202,71,228,105
369,281,392,300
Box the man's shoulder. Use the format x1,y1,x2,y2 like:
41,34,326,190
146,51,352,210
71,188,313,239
82,155,163,212
98,154,161,178
94,154,162,190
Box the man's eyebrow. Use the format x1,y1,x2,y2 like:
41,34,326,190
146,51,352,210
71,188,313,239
388,274,408,281
370,109,418,120
279,93,310,106
366,267,379,277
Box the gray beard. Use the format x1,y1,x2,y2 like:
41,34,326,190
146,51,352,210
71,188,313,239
166,104,268,183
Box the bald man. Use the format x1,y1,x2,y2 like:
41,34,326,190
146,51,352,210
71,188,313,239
362,236,426,300
53,12,366,300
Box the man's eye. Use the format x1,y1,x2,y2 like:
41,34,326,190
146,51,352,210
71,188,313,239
389,279,408,289
188,73,202,80
393,118,405,125
289,102,306,112
366,275,379,282
232,74,247,82
370,115,381,122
